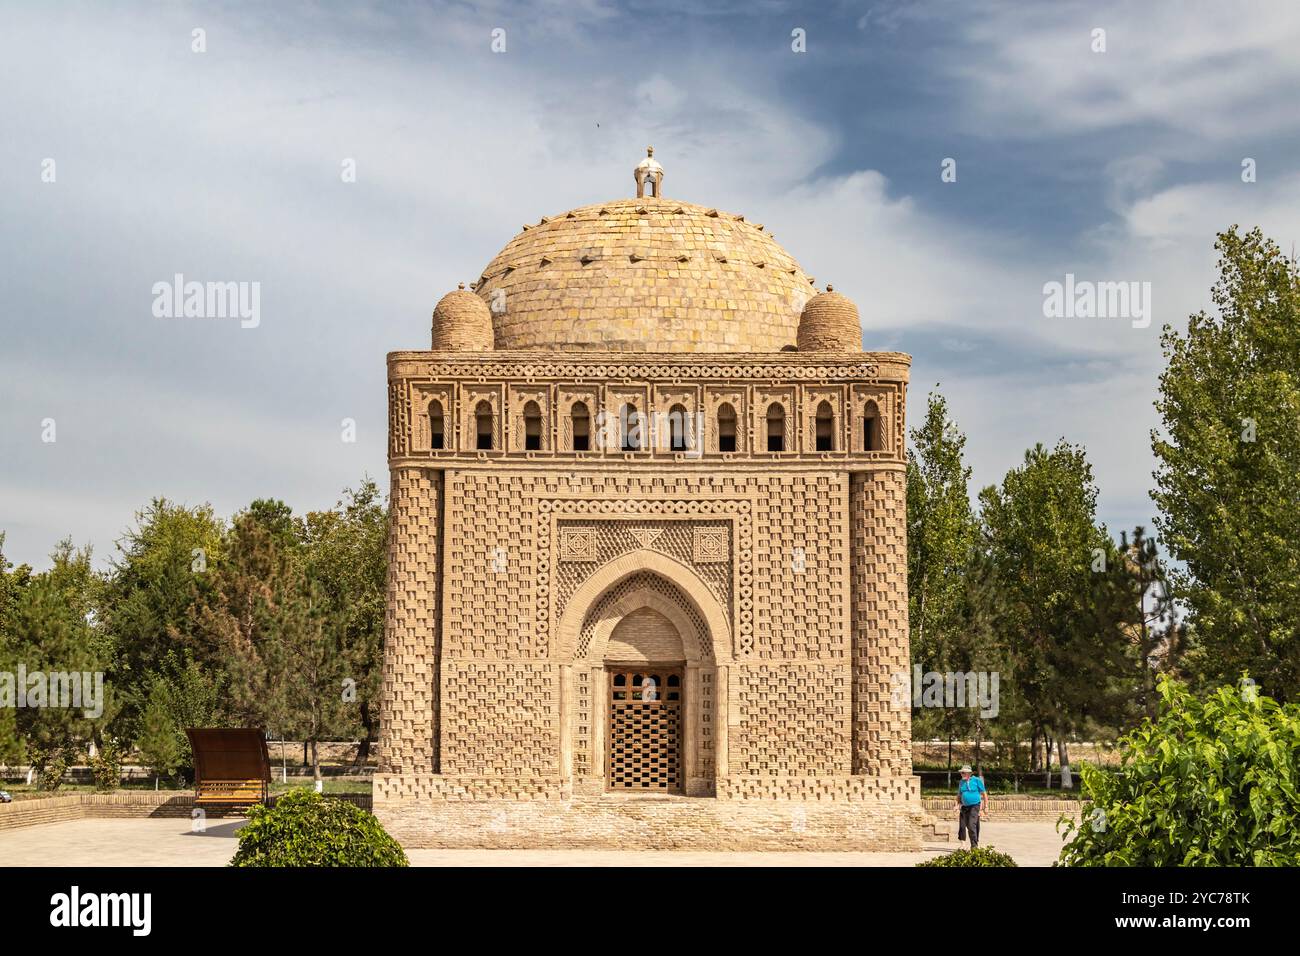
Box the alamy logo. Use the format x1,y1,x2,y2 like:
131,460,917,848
0,665,103,718
49,886,151,936
1042,273,1151,329
892,666,1000,718
152,273,260,328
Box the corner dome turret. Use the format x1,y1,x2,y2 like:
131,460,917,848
797,285,861,352
431,283,493,351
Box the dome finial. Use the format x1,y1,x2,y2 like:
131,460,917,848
634,146,664,198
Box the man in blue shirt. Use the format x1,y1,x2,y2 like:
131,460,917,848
955,765,988,847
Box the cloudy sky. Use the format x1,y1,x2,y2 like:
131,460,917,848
3,0,1299,570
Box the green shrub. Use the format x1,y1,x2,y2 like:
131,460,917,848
1058,676,1300,866
918,846,1017,867
230,789,408,867
90,740,123,792
29,745,68,791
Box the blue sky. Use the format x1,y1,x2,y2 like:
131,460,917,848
2,0,1299,569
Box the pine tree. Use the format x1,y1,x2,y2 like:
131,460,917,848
136,683,181,780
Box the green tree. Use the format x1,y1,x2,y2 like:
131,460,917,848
262,575,352,781
300,478,388,759
0,541,111,778
1152,226,1300,701
1108,527,1185,720
979,442,1124,775
100,499,225,740
0,531,33,646
906,391,980,760
1059,676,1300,866
133,651,224,779
136,683,182,780
240,499,302,551
907,390,978,670
188,513,288,726
190,502,353,779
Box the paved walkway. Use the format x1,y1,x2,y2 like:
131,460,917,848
0,818,1067,866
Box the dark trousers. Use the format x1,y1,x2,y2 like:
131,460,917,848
958,804,981,847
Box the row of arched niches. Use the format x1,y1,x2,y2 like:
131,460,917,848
419,395,892,456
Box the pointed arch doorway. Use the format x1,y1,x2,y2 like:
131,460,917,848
606,609,685,792
556,551,731,797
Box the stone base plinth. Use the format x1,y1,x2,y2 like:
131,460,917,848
374,773,931,850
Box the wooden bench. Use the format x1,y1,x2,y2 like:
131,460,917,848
186,728,272,810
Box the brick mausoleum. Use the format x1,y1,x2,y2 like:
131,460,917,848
373,149,931,849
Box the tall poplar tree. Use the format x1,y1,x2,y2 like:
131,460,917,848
906,390,979,752
1152,226,1300,701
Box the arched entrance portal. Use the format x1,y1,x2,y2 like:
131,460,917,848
606,610,684,792
555,551,730,797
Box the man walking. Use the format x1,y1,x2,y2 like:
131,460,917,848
955,765,988,847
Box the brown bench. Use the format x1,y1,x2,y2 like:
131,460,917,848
186,728,271,809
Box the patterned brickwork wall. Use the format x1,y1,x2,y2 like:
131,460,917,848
378,467,442,774
429,467,862,782
440,661,560,776
850,468,912,776
557,518,731,614
442,471,541,659
729,664,852,776
440,469,848,665
576,571,707,659
750,473,850,661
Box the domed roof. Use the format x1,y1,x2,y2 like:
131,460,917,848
797,285,861,352
431,283,493,350
473,196,815,352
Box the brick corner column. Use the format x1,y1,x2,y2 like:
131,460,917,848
377,466,443,775
850,468,912,777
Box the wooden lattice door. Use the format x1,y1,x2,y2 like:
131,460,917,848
606,668,682,792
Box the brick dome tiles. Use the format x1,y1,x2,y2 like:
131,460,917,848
473,197,816,353
432,284,493,351
797,286,862,352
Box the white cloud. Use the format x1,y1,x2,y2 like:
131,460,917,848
949,0,1300,147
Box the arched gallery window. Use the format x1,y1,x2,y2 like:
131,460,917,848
523,400,543,451
475,400,494,450
428,400,444,450
668,403,690,452
863,401,881,452
620,403,643,451
815,401,834,452
717,403,737,452
766,403,785,452
571,401,590,451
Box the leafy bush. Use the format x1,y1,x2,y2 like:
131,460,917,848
90,740,123,792
29,745,68,791
918,846,1017,867
230,789,408,867
1059,676,1300,866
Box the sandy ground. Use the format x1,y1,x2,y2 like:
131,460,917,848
0,817,1067,867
